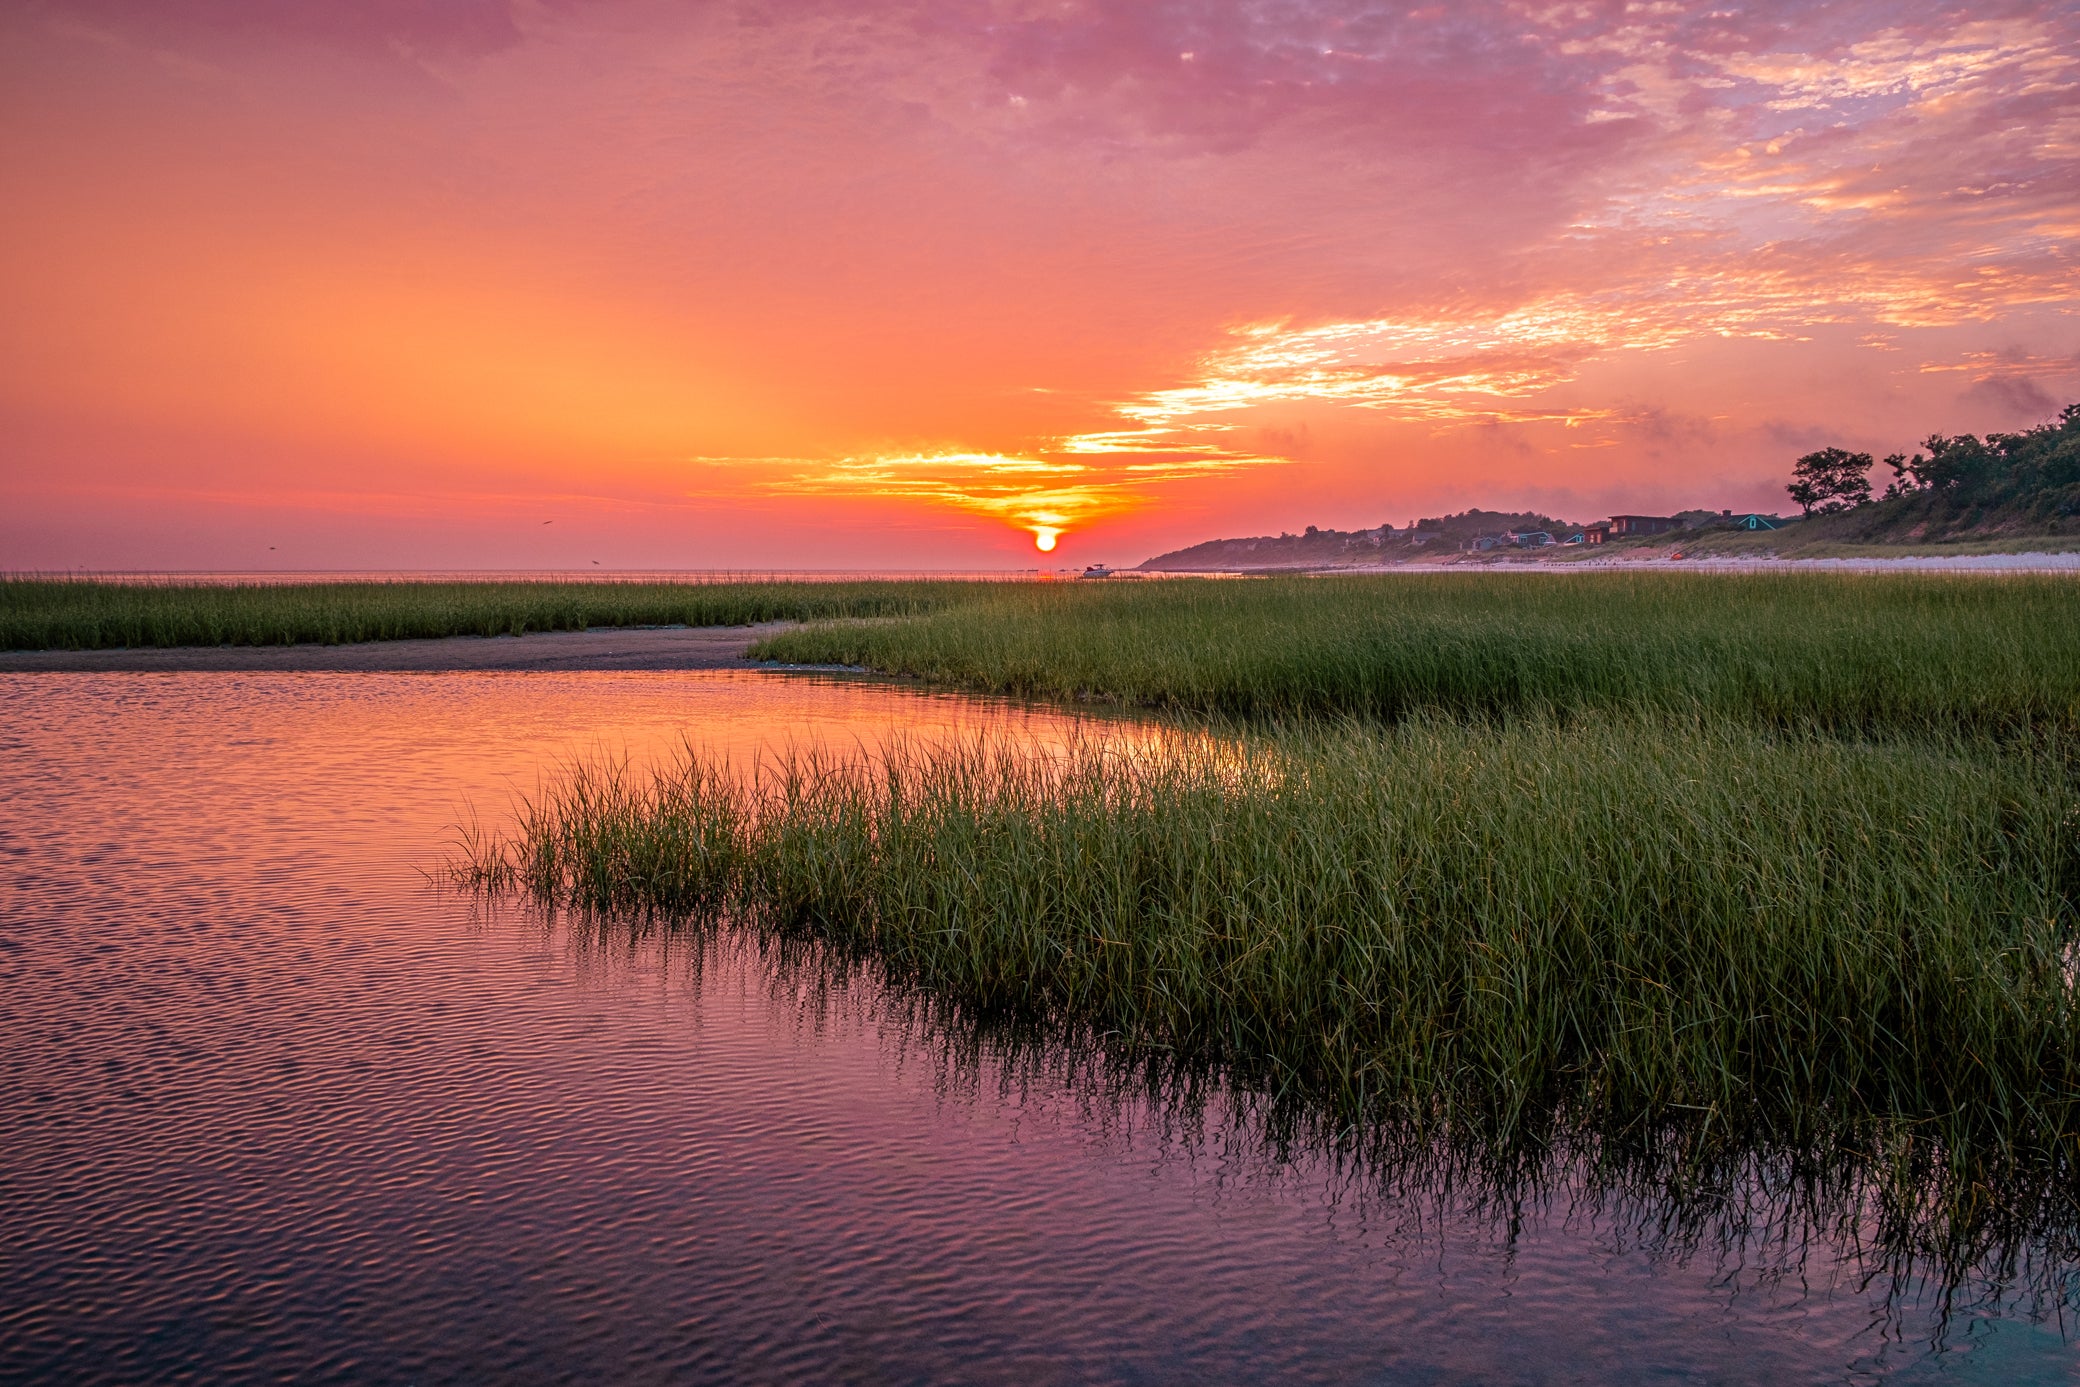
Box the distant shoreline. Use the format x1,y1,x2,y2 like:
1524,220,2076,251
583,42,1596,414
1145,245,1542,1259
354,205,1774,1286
1142,550,2080,576
0,623,789,672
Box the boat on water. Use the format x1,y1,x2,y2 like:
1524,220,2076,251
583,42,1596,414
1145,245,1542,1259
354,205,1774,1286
1080,564,1114,579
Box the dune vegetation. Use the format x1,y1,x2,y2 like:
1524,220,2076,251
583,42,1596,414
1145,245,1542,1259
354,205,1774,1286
1791,404,2080,544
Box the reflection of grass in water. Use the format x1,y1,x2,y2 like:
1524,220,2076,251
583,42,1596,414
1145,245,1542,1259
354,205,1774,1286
0,578,967,650
752,572,2080,738
456,716,2080,1304
502,895,2078,1335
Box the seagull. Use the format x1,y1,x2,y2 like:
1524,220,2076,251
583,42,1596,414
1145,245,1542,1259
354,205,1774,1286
542,520,553,525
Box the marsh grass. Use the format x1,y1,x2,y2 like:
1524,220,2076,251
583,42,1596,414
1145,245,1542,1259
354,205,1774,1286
0,578,968,650
430,570,2080,1293
457,719,2080,1299
460,718,2079,1224
751,573,2080,737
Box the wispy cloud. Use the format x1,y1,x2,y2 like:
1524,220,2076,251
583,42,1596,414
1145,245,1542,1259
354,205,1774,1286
7,0,2076,564
730,444,1287,551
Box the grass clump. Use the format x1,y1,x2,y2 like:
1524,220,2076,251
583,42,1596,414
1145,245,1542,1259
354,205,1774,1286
751,572,2080,738
0,578,973,651
463,718,2080,1160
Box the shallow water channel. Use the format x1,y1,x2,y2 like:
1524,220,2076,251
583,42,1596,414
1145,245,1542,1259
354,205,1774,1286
0,670,2070,1383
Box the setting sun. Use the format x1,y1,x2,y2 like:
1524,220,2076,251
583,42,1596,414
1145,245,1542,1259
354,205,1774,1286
1033,528,1060,552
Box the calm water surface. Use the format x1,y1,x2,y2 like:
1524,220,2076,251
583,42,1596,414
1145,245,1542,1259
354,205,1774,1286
0,671,2070,1384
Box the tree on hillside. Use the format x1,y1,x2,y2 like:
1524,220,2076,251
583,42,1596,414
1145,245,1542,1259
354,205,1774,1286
1879,407,2079,504
1899,432,1995,493
1879,452,1917,500
1781,405,2080,539
1787,447,1874,516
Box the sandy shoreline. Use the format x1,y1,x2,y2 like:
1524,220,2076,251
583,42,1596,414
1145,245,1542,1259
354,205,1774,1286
1520,551,2080,572
0,623,794,673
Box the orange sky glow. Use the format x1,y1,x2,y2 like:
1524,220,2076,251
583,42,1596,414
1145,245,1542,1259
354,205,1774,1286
3,0,2076,569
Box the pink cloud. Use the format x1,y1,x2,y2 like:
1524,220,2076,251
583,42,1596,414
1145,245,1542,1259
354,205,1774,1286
2,0,2075,565
25,0,530,56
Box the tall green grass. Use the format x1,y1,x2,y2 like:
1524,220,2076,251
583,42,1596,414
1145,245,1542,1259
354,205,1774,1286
752,573,2080,737
461,718,2079,1156
0,578,972,651
453,572,2080,1280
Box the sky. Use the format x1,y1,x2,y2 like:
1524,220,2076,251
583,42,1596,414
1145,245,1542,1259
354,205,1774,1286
2,0,2076,570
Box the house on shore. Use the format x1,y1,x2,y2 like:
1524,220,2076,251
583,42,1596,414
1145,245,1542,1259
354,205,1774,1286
1607,514,1681,538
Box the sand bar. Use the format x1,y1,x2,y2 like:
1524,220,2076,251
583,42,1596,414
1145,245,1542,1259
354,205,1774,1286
0,623,792,673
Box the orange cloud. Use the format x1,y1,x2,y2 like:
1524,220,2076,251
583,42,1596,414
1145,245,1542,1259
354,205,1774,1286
2,1,2075,568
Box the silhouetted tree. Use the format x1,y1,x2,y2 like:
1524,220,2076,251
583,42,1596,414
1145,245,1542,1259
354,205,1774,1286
1787,447,1874,516
1788,406,2080,537
1879,452,1918,500
1903,432,1996,493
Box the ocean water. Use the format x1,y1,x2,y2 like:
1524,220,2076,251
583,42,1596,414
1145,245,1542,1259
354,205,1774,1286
0,670,2069,1383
